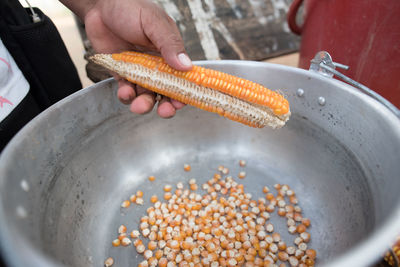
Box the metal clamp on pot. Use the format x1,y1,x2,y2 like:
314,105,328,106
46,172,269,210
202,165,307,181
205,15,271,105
309,51,400,118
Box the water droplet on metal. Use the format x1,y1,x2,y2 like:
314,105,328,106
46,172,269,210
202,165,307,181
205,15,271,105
318,97,326,106
16,206,27,219
20,180,30,192
296,88,305,97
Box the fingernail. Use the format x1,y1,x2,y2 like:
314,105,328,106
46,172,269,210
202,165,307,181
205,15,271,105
178,53,192,67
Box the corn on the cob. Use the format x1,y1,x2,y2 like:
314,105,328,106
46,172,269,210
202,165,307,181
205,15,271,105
91,51,290,128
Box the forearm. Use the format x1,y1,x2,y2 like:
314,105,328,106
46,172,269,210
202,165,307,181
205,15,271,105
59,0,97,20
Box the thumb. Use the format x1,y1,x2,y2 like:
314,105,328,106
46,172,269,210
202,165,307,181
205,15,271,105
141,6,193,71
163,45,193,72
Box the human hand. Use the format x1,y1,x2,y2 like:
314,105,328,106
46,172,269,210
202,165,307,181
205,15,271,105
67,0,193,118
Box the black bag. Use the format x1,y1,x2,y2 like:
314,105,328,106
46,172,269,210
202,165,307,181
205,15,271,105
0,0,82,150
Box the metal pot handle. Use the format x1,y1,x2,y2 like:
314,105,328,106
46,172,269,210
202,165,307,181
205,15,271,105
310,51,400,118
287,0,304,35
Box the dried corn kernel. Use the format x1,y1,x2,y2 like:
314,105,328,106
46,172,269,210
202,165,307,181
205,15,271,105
288,225,297,234
104,257,114,267
266,223,274,233
121,237,132,246
138,260,148,267
184,164,191,172
150,195,158,203
144,250,153,259
136,197,144,205
133,239,143,247
300,232,311,243
190,183,198,191
164,185,172,192
136,244,146,253
121,200,130,208
289,256,299,266
306,249,317,260
130,230,140,239
164,192,172,200
118,225,127,234
129,194,137,203
302,218,311,227
137,190,144,197
278,251,289,262
112,239,120,247
297,224,307,234
298,242,307,251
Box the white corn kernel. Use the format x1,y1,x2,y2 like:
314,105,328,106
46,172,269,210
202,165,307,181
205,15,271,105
104,257,114,267
266,223,274,232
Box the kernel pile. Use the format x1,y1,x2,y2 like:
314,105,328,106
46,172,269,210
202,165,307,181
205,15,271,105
105,162,316,267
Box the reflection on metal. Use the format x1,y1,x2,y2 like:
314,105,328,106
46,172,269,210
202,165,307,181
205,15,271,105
296,88,304,97
318,96,326,106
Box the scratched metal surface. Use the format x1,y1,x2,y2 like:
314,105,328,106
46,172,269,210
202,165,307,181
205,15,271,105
155,0,300,60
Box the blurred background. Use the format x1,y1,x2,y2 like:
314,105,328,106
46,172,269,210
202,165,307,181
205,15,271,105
16,0,400,108
18,0,299,89
18,0,93,88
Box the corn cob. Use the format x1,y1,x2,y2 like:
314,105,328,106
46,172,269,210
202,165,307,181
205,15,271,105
91,51,290,128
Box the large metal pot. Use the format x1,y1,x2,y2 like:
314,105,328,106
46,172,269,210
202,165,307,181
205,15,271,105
0,61,399,267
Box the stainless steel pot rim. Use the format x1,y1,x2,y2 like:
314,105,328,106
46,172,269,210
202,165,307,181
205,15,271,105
0,60,399,267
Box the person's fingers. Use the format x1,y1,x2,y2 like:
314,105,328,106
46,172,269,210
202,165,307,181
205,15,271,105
170,99,186,110
117,79,136,104
85,0,191,118
130,94,156,114
157,97,176,118
141,5,192,71
129,87,156,114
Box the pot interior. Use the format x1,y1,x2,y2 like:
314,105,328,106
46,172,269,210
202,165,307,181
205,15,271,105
1,62,400,267
40,109,374,267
